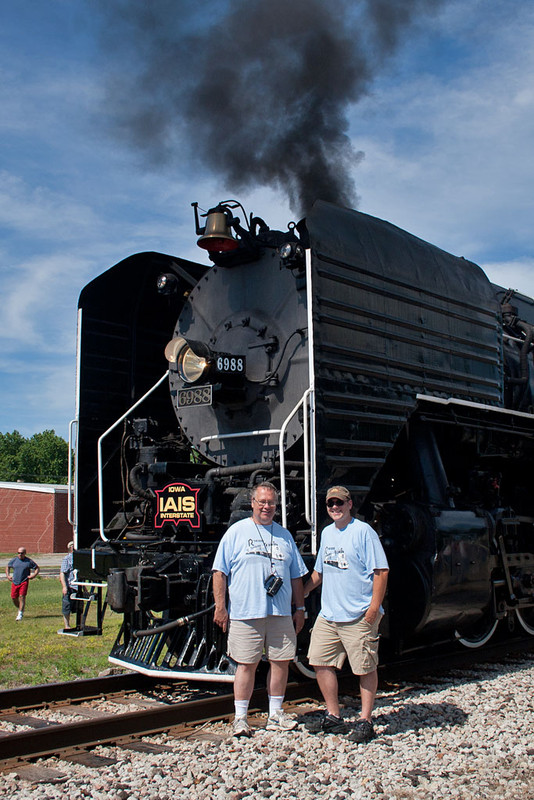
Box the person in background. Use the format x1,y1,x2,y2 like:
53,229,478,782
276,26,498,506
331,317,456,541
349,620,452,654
212,481,307,737
60,540,78,629
304,486,389,743
5,547,40,621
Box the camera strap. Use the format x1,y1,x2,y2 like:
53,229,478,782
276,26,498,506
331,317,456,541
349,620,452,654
254,521,275,573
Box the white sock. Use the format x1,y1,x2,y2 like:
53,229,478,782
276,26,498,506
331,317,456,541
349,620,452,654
268,695,284,716
234,700,249,719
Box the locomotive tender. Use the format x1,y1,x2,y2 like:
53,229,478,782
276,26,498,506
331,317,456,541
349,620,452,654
72,199,534,680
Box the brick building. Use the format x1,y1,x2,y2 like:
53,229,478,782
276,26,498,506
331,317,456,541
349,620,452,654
0,482,73,554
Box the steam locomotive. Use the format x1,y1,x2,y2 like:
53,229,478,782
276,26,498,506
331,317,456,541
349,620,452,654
72,199,534,680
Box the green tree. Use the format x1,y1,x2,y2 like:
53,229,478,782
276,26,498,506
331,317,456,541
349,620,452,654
0,430,26,481
0,430,68,484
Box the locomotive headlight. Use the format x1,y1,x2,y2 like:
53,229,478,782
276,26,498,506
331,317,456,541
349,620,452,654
164,336,212,384
156,273,178,294
278,240,305,269
178,346,208,383
279,242,293,260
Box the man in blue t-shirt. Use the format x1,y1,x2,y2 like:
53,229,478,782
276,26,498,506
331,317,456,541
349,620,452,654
5,547,40,620
304,486,389,743
213,481,307,737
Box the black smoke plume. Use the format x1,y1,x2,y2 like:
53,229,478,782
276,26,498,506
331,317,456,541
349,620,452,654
97,0,441,216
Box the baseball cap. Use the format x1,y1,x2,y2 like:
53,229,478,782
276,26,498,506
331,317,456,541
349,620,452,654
326,486,351,502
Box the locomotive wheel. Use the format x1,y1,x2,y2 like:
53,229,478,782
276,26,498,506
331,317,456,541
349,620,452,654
292,656,316,679
455,615,499,648
515,607,534,635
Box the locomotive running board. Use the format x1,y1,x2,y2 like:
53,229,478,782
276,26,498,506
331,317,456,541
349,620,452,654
108,656,236,682
416,393,534,421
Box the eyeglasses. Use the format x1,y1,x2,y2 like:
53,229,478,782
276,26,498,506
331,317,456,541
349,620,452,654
17,551,26,555
253,499,276,508
326,498,346,508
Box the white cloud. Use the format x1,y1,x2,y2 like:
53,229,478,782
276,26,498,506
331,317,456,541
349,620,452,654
482,258,534,299
0,171,100,242
351,1,534,282
2,0,534,438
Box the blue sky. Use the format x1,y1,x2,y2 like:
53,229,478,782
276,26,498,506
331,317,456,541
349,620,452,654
1,0,534,440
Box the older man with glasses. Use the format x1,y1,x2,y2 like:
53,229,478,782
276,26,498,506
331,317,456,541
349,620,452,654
304,486,389,743
212,481,307,737
5,547,40,620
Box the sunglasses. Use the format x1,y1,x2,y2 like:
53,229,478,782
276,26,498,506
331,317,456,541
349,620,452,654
327,498,346,508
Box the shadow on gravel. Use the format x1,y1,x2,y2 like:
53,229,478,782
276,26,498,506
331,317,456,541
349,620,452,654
375,701,468,735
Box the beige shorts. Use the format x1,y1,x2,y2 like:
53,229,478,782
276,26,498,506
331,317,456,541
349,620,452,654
228,616,297,664
307,613,382,675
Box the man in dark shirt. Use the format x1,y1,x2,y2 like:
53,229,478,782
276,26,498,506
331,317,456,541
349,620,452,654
5,547,40,620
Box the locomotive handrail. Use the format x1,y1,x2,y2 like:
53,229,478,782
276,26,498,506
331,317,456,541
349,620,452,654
97,370,170,542
73,581,108,588
279,388,314,534
200,429,281,441
278,248,320,548
67,417,78,529
304,247,317,552
69,307,83,543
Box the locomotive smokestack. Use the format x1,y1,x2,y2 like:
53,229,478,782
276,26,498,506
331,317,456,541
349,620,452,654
97,0,443,216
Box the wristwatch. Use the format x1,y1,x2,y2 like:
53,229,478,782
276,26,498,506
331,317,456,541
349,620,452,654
296,606,306,611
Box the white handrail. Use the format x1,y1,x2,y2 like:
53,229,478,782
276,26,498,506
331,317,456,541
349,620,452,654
279,390,312,530
280,247,316,543
67,418,77,528
69,307,83,546
201,428,281,442
97,370,170,541
304,247,317,553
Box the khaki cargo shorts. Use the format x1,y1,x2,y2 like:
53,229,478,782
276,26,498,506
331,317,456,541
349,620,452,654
228,616,297,664
307,613,382,675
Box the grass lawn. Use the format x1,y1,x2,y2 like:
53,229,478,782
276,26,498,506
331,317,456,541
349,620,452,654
0,577,123,689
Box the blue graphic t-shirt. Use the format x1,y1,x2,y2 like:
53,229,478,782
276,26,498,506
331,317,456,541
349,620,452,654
212,517,308,619
314,517,389,622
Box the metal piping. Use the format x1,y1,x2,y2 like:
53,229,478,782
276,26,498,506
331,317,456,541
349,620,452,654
97,371,170,542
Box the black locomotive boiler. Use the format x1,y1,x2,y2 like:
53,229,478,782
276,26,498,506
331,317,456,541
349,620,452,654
71,199,534,680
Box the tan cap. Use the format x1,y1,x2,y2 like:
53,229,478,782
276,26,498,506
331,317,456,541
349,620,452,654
326,486,351,502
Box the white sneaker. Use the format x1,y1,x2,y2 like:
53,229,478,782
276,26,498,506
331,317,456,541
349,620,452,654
233,716,252,737
266,709,297,731
15,611,23,621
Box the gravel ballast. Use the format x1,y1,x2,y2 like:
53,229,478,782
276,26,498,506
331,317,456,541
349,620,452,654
2,653,533,799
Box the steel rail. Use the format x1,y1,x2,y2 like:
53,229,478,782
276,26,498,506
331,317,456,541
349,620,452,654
1,638,532,769
0,680,322,767
0,672,158,712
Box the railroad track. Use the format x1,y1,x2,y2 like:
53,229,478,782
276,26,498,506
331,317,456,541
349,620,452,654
0,672,323,775
1,636,532,781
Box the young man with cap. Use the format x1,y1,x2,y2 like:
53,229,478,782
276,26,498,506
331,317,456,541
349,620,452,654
5,547,40,620
304,486,388,743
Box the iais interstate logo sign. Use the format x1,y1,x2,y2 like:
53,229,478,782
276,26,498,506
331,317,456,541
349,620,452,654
154,482,200,528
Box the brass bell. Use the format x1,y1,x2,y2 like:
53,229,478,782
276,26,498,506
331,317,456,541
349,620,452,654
197,210,239,252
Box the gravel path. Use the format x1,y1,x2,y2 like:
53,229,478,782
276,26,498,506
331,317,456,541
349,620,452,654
2,653,533,799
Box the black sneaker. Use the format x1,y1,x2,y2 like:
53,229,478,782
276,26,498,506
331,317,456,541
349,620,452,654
306,713,348,734
347,718,375,743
